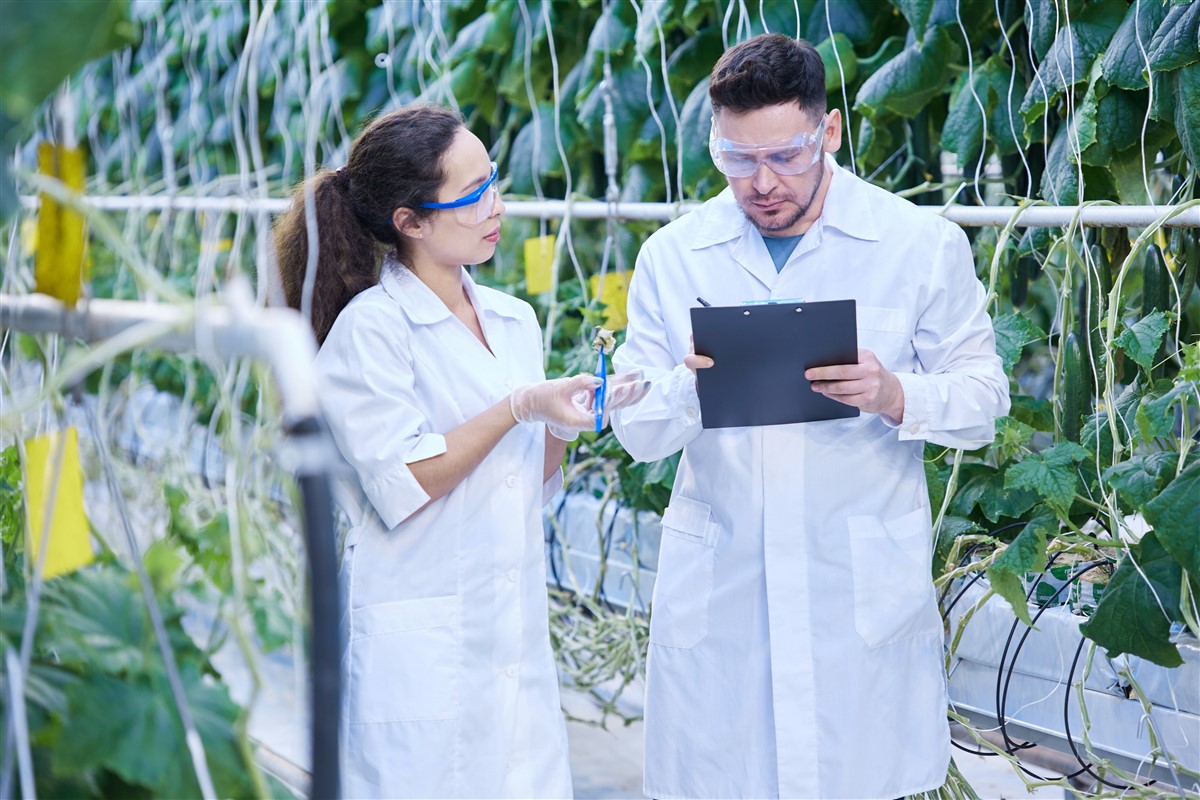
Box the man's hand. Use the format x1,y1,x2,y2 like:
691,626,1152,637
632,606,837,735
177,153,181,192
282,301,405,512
685,334,714,376
806,349,904,422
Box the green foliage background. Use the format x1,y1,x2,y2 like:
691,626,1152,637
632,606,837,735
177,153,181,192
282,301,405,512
1,0,1198,795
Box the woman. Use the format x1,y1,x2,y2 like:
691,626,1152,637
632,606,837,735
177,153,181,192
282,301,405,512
274,105,645,798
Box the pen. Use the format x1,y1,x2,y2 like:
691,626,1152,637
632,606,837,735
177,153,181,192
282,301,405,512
594,346,607,433
697,297,712,307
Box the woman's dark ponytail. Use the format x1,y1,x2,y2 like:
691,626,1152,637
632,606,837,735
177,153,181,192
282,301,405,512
274,169,379,345
273,104,465,346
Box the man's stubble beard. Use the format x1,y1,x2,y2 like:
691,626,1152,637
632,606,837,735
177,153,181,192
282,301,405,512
740,158,825,235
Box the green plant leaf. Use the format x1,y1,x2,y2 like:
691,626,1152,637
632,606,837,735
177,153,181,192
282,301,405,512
1019,1,1124,124
0,0,139,123
808,0,874,47
992,415,1036,462
1024,0,1059,61
1143,458,1200,576
678,78,717,195
987,511,1056,627
52,668,255,797
1102,451,1176,510
617,453,678,514
1081,379,1145,457
1136,380,1192,441
892,0,933,42
577,65,648,159
1040,123,1080,205
992,312,1046,373
816,33,858,91
1114,310,1169,372
1101,0,1171,90
1079,89,1148,166
1067,59,1105,158
1174,62,1200,173
1005,441,1091,516
855,27,955,120
1146,0,1200,73
1009,395,1055,432
979,473,1040,524
1080,532,1184,668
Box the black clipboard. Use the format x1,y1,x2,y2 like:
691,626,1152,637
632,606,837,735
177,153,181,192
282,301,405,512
690,299,859,428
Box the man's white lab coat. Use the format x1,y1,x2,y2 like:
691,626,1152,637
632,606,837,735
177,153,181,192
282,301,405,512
612,157,1009,799
317,261,572,799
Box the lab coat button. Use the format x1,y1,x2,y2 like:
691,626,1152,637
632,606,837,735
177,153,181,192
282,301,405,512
505,475,516,487
686,407,697,419
505,666,518,678
506,569,519,582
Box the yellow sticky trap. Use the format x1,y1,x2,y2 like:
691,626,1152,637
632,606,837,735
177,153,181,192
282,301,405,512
24,428,93,580
34,141,88,305
524,235,556,294
588,271,632,331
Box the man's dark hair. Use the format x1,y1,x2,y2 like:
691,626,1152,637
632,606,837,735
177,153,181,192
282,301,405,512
709,33,826,118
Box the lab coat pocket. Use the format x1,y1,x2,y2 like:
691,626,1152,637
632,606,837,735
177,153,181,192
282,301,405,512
857,305,908,366
847,507,940,649
650,496,718,649
348,594,461,723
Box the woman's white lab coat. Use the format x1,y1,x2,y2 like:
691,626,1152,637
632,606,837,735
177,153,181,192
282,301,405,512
316,259,572,799
613,158,1009,799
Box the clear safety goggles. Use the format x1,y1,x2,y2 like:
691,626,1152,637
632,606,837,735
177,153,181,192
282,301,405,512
708,116,827,178
420,161,500,224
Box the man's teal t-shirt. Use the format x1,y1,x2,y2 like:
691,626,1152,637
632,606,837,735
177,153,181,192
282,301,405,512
763,233,804,272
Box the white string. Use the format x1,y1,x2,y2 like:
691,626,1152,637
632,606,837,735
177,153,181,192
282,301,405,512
995,0,1032,197
954,0,987,204
824,0,856,174
629,0,674,204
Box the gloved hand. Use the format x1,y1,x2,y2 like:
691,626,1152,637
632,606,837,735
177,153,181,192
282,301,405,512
599,370,651,421
510,374,601,442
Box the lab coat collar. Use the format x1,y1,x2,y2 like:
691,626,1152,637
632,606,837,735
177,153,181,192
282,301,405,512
379,256,522,325
688,154,879,252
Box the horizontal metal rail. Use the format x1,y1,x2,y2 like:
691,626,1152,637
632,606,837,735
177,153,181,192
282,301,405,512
18,194,1200,227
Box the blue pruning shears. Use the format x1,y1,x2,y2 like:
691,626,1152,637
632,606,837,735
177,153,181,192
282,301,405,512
594,345,607,433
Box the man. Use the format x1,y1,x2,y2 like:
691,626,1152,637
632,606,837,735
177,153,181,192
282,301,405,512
611,33,1009,799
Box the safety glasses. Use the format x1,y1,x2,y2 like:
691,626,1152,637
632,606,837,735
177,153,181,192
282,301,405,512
420,161,500,224
708,116,827,178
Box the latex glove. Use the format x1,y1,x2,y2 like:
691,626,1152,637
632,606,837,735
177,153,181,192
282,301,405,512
510,374,601,442
601,370,651,420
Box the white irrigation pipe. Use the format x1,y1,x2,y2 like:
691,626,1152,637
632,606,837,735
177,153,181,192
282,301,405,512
0,294,320,424
18,194,1200,227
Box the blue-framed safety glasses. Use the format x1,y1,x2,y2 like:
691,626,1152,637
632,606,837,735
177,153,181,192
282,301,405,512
708,116,827,178
420,161,500,224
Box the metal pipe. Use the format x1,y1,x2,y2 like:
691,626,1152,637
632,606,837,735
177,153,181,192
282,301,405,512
0,294,319,424
19,194,1200,227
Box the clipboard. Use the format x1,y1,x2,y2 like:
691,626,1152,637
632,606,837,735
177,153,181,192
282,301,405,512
690,299,859,428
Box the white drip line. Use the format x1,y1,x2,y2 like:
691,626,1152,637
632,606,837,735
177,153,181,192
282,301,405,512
18,193,1200,227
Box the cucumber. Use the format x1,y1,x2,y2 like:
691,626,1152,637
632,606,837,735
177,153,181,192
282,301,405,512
1171,228,1197,308
1010,251,1028,308
1142,244,1170,317
1061,332,1088,444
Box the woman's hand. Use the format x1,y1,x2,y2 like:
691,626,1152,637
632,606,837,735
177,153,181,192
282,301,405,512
510,374,601,441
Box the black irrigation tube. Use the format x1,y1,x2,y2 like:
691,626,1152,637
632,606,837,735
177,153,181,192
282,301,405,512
289,417,342,800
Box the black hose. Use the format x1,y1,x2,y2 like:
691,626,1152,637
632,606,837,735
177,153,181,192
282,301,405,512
290,417,342,800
